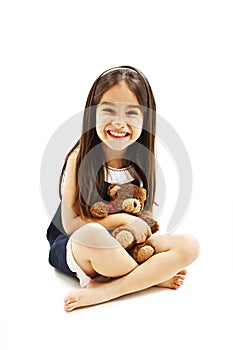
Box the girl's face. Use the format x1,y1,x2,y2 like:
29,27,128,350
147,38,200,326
96,82,143,151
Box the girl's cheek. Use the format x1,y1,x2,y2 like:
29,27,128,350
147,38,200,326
96,116,112,128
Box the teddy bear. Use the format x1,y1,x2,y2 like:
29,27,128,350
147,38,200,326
90,183,159,263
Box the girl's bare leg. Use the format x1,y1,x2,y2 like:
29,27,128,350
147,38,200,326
68,223,138,278
64,229,199,311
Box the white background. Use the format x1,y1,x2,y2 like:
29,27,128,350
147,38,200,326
1,1,233,349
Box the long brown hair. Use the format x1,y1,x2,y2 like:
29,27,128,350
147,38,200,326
59,65,157,217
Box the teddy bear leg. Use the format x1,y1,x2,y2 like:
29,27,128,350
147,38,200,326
111,218,151,250
111,229,135,249
130,242,155,264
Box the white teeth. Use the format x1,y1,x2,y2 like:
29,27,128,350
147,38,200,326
108,130,128,137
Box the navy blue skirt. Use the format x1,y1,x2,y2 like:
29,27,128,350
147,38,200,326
48,234,76,277
47,204,76,278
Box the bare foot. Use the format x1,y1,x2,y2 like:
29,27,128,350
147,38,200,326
64,280,110,312
156,269,187,289
64,270,188,312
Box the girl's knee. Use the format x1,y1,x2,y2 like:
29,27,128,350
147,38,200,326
71,222,119,249
78,222,107,232
178,234,200,266
72,222,108,239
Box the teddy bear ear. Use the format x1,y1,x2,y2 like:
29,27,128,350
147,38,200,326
140,188,147,201
108,184,121,199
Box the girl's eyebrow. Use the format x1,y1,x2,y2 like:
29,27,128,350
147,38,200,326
99,102,141,110
99,102,115,107
126,104,142,110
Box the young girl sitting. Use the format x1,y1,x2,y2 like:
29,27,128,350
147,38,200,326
46,65,199,311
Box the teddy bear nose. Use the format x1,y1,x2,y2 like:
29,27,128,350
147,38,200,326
133,201,137,208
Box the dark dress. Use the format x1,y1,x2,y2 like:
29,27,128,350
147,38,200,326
47,179,140,278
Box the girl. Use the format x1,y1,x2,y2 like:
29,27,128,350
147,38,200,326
47,65,199,311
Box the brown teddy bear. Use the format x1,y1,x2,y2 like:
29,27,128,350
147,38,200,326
90,183,159,263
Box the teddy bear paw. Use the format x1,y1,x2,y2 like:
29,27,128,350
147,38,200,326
90,202,109,218
131,243,155,263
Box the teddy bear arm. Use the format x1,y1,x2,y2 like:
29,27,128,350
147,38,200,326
90,202,109,218
138,213,160,233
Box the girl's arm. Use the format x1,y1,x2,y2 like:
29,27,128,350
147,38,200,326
63,199,136,235
61,149,85,234
61,150,136,235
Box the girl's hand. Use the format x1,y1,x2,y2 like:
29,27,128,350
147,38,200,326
127,217,152,243
111,216,151,246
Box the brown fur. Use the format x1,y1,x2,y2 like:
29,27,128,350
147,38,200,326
90,184,160,263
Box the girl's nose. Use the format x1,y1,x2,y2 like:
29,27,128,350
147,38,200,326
111,120,126,128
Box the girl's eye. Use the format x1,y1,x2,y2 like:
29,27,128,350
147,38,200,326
103,108,115,114
126,110,139,116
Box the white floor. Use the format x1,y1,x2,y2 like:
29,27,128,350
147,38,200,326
1,201,232,350
1,2,233,348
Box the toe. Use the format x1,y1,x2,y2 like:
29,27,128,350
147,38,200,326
64,291,80,311
171,276,184,289
64,300,79,312
175,276,184,284
64,297,71,306
177,279,183,285
176,275,185,281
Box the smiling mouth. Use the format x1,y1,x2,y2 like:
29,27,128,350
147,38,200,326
107,130,130,138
